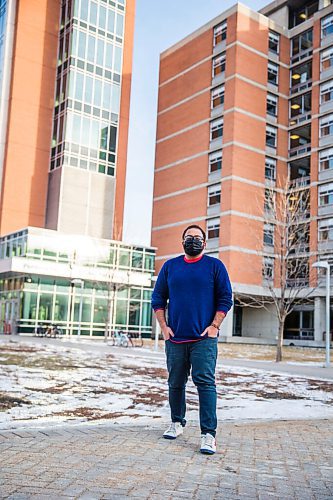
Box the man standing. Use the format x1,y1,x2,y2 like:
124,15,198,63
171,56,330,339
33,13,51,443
151,224,233,455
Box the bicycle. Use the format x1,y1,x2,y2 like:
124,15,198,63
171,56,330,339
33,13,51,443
128,331,143,347
45,324,63,338
110,330,129,347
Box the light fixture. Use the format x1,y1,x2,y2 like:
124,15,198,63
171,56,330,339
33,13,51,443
290,134,300,139
299,12,307,19
291,104,300,109
290,120,296,125
292,73,301,80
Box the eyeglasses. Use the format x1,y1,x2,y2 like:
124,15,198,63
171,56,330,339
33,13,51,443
183,235,205,243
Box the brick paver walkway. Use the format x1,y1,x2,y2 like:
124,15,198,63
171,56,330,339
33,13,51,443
1,419,332,499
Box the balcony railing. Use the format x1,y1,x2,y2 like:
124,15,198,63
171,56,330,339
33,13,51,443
290,49,313,66
289,176,310,188
286,277,309,288
289,144,311,157
290,79,312,96
284,328,314,340
289,113,311,126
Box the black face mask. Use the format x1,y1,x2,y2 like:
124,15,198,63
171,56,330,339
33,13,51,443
183,237,204,257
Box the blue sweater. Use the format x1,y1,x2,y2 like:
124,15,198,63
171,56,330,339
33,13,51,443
151,254,233,343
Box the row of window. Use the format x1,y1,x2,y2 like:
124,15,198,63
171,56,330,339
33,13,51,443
19,286,152,331
73,0,124,34
67,69,120,111
208,149,333,182
262,257,309,282
0,235,155,273
70,28,123,72
264,219,333,246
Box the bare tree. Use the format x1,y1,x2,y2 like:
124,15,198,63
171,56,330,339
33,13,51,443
237,176,315,362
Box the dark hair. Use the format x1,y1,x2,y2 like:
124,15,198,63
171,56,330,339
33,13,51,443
182,224,206,241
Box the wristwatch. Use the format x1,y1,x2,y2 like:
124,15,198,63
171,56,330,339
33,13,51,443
211,322,219,330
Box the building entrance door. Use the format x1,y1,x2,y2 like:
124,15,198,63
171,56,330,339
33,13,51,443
1,298,19,334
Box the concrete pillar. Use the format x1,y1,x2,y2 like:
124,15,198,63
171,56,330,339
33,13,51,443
314,297,325,342
220,299,234,339
319,0,331,9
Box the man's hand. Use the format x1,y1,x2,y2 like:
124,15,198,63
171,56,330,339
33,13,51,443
162,326,174,341
200,325,218,338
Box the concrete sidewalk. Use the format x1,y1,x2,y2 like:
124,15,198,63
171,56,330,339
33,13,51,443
1,419,332,499
220,359,333,380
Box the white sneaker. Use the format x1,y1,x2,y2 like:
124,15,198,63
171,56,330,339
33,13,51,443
163,422,183,440
200,433,216,454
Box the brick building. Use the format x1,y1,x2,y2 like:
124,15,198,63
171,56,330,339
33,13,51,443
152,0,333,345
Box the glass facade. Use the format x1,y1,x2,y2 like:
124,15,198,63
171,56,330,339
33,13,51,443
50,0,125,177
0,228,155,337
0,0,7,95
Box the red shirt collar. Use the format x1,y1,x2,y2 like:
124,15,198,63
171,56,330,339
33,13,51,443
184,254,204,264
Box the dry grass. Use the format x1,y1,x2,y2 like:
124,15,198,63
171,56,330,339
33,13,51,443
147,339,332,362
218,343,333,362
0,393,31,411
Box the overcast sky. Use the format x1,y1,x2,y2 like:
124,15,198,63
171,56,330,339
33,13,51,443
123,0,268,247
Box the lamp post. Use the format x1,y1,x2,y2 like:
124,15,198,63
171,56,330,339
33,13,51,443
312,261,331,367
71,279,84,338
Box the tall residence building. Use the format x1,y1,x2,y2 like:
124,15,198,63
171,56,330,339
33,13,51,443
152,0,333,345
0,0,155,337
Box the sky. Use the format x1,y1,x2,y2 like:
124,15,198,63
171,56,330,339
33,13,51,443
123,0,269,247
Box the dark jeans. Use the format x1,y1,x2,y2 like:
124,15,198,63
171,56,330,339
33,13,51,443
165,337,218,437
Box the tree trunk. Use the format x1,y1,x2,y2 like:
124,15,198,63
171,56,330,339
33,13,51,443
104,286,113,342
276,319,285,362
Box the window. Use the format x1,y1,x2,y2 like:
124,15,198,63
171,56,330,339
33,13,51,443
98,6,107,30
211,85,224,109
77,31,86,59
320,114,333,137
267,93,278,116
212,54,226,77
209,150,222,173
291,61,312,89
269,31,279,54
320,80,333,104
319,183,333,206
268,62,278,86
214,21,227,46
263,224,274,246
116,13,124,38
321,47,333,71
291,30,313,58
319,148,333,171
208,184,221,206
266,125,277,148
264,189,275,211
319,218,333,241
290,1,318,28
289,124,311,150
265,157,276,181
321,14,333,39
107,9,115,33
263,257,274,280
210,118,223,141
207,218,220,239
89,1,98,26
80,0,89,22
290,92,311,119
